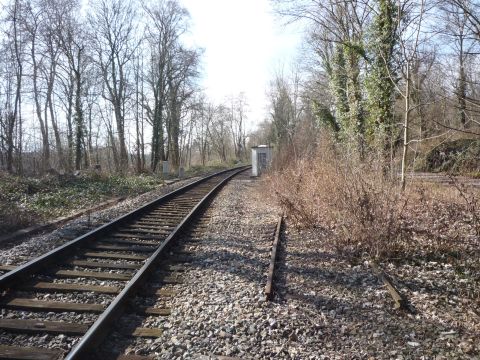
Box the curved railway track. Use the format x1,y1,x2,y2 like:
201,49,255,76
0,166,249,360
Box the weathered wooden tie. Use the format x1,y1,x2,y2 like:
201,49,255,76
0,265,16,272
371,262,410,311
70,259,141,270
0,345,63,360
22,281,120,294
2,298,105,313
82,252,148,261
0,318,89,335
53,269,131,281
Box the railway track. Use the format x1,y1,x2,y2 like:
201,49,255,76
0,166,248,360
94,210,214,359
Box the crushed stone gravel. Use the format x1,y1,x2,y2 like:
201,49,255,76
121,173,479,359
1,170,478,359
0,176,203,265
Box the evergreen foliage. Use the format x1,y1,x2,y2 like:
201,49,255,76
330,45,350,134
312,100,339,134
365,0,398,150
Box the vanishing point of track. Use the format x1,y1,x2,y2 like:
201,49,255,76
0,166,249,360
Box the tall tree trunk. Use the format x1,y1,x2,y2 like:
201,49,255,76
401,63,411,192
66,76,74,172
16,89,23,175
135,57,142,173
74,69,83,171
31,36,50,171
140,60,145,170
108,53,128,171
87,104,93,166
7,0,23,174
345,46,365,157
151,95,165,172
458,34,467,128
105,117,119,170
169,106,180,172
331,45,349,133
46,45,66,171
115,105,128,170
6,112,15,174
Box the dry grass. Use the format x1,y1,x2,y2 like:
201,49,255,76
267,136,480,263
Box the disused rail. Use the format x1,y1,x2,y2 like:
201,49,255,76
0,197,125,245
265,214,283,301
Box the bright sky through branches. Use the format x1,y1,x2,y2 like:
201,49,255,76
180,0,303,130
0,0,303,131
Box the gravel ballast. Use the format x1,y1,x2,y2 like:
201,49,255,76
1,170,478,359
0,176,203,265
122,173,478,359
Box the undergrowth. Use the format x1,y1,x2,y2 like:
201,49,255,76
267,136,480,263
0,172,165,234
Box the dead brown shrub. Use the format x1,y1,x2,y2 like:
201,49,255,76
267,133,480,264
267,136,410,260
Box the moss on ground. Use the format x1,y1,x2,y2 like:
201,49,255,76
0,163,245,235
0,172,167,235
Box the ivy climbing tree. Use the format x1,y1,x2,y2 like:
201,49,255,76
365,0,398,161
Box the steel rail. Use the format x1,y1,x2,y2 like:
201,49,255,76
65,166,248,359
265,214,283,301
0,166,248,290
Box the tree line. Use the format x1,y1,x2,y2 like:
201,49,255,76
267,0,480,187
0,0,248,176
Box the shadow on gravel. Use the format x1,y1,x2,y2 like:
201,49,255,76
170,223,478,358
399,276,473,298
283,249,337,261
184,246,269,283
184,235,374,318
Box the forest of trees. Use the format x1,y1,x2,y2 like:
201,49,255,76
3,0,480,179
0,0,249,176
266,0,480,184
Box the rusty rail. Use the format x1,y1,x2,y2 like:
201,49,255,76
265,214,283,301
0,197,125,245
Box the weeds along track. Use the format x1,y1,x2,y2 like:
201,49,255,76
0,166,249,360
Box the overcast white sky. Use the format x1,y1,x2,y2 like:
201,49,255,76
180,0,304,130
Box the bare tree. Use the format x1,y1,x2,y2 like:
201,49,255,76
269,70,303,155
209,105,231,163
41,0,68,170
166,46,200,171
195,98,214,166
1,0,25,173
275,0,372,152
55,3,89,171
437,1,479,130
22,0,52,170
90,0,137,171
133,51,145,173
228,93,248,160
396,0,429,190
143,0,190,172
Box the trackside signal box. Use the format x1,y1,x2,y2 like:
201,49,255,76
251,145,273,177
